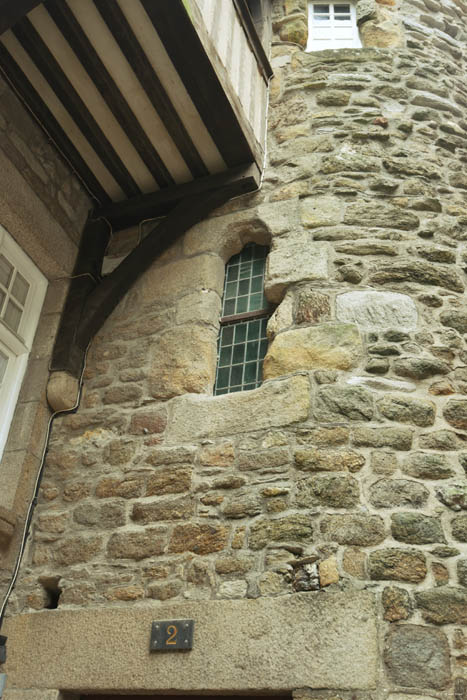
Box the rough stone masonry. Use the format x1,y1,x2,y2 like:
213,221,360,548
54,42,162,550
4,0,467,697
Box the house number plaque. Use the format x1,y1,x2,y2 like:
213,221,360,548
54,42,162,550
149,619,194,652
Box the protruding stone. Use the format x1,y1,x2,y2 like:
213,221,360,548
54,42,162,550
369,479,429,508
402,452,454,480
369,548,427,582
336,291,418,331
378,395,435,427
47,371,80,412
415,587,467,624
265,234,329,303
444,400,467,430
319,556,339,586
382,587,412,622
321,514,385,546
391,513,445,544
263,324,363,378
296,474,359,509
436,482,467,511
315,385,373,422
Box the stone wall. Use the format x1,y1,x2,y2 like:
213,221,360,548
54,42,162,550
0,74,89,580
5,0,467,697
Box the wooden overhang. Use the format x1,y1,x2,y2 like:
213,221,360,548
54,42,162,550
0,0,273,229
0,0,273,378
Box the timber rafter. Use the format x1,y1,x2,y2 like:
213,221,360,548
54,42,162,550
50,166,260,378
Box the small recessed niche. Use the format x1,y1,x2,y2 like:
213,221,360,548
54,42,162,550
39,575,62,610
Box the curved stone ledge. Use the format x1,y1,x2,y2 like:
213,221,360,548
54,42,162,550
4,592,378,693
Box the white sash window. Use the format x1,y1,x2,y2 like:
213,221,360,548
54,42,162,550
0,226,47,460
307,3,362,51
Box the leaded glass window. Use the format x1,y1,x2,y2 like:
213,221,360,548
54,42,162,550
214,244,271,395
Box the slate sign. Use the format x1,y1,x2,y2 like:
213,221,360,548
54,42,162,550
150,619,195,652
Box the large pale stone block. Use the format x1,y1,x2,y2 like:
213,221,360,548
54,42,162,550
300,196,343,228
4,593,378,691
265,234,329,303
336,291,418,331
263,323,363,378
166,375,310,442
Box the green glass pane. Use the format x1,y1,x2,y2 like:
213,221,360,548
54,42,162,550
253,245,268,259
238,278,250,296
246,340,259,361
219,346,232,367
231,364,243,386
232,343,245,364
236,296,248,313
216,388,228,395
235,324,247,343
252,259,264,275
247,319,260,340
249,292,263,311
260,317,269,334
251,276,262,293
243,383,256,391
260,338,269,356
314,3,329,12
244,362,257,383
225,280,238,299
0,255,13,289
240,246,253,261
239,261,252,279
227,265,239,281
11,272,29,305
230,386,242,393
222,325,234,344
216,367,230,389
224,298,235,316
335,3,350,11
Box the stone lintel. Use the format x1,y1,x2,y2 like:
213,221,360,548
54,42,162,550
4,592,378,692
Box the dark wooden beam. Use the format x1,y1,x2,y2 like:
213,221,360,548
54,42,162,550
0,43,111,204
44,0,174,190
141,0,255,169
94,163,260,231
76,181,249,353
13,16,142,198
50,217,111,376
93,0,209,181
0,0,40,35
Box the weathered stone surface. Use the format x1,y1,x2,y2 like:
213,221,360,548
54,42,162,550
382,587,412,622
452,514,467,541
394,356,451,380
321,514,385,546
353,427,413,450
378,395,435,427
315,385,373,422
402,452,454,480
368,549,427,582
336,291,418,331
415,587,467,624
458,559,467,588
95,477,143,499
169,524,229,554
344,202,419,230
440,310,467,334
370,261,464,293
369,479,429,508
347,376,415,393
237,447,290,472
384,625,451,689
73,503,125,529
300,196,343,228
107,528,165,561
265,233,329,302
148,326,217,399
56,536,102,566
249,515,313,550
436,482,467,511
146,466,192,496
293,289,331,325
371,451,397,475
267,292,294,339
222,494,262,519
296,474,359,509
166,375,310,442
132,497,194,523
391,513,445,544
444,400,467,430
129,409,167,435
263,324,363,377
295,448,364,473
319,556,339,586
46,371,79,412
419,430,465,451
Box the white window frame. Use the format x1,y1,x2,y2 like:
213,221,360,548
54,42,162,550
0,225,47,460
306,2,362,51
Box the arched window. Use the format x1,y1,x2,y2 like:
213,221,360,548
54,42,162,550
306,3,362,51
214,243,271,395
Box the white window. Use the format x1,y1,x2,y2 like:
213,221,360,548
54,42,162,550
307,3,362,51
0,225,47,460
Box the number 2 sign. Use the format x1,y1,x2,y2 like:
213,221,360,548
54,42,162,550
150,619,195,652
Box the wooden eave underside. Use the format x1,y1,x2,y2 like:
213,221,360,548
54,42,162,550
0,0,265,220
